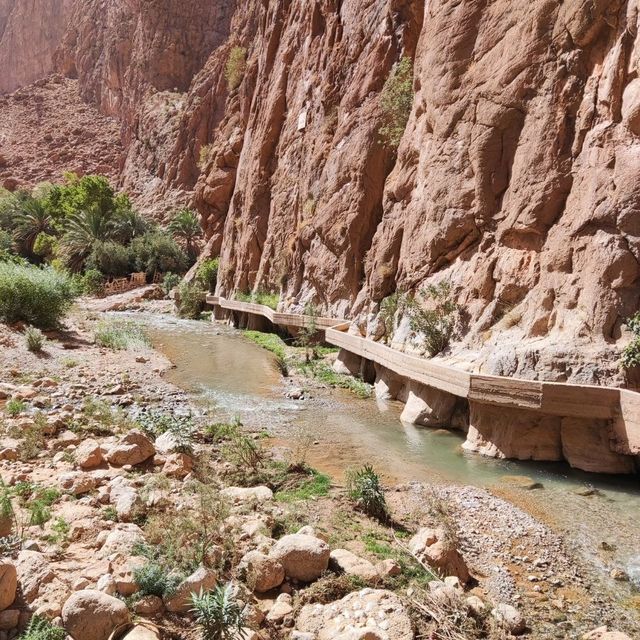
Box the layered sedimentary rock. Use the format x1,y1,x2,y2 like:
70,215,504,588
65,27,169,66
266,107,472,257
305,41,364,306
2,0,640,386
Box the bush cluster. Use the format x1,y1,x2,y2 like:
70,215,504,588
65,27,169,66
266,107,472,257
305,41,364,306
0,262,76,328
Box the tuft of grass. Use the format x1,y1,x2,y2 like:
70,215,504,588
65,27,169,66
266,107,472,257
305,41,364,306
24,326,45,352
276,470,331,503
94,320,149,350
133,561,182,598
301,361,372,399
235,290,279,310
6,398,26,417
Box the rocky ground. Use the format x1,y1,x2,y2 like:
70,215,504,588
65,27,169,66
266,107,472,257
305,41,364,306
0,295,637,640
0,76,123,191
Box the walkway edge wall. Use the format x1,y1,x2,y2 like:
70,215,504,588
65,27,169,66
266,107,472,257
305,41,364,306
206,296,640,471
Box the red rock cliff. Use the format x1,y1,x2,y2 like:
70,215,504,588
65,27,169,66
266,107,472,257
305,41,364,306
6,0,640,384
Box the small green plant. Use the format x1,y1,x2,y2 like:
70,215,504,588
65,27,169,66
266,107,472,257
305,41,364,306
346,464,387,520
24,326,45,352
137,410,195,453
94,320,149,350
204,417,241,443
379,56,414,149
294,303,320,363
18,615,66,640
223,434,264,471
191,584,247,640
622,312,640,370
197,258,220,293
6,398,26,416
133,561,182,598
225,46,247,91
162,272,181,297
301,361,372,399
102,506,119,522
46,516,70,545
406,281,459,356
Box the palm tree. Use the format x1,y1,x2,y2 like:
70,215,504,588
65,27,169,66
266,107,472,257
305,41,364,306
168,209,202,260
60,209,117,271
12,196,54,255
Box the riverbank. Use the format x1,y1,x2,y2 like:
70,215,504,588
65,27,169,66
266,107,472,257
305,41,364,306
0,299,638,639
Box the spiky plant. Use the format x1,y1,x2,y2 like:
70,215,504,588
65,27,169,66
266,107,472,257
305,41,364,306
191,585,247,640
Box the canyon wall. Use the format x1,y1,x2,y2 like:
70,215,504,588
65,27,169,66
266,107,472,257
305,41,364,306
0,0,72,94
3,0,640,385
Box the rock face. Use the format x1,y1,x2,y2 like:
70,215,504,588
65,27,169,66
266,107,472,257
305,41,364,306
3,0,640,384
0,0,73,94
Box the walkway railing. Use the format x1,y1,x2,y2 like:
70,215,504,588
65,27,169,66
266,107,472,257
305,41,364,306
206,295,640,455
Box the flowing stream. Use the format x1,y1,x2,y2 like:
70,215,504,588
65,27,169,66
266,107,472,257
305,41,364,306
135,313,640,594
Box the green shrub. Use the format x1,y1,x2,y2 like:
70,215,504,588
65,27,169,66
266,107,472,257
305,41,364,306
406,282,459,356
622,312,640,370
78,269,105,295
379,56,414,149
24,326,45,352
133,561,182,598
85,240,132,277
222,434,264,471
225,46,247,91
130,231,189,277
162,272,181,297
177,282,206,319
94,320,149,350
18,615,66,640
6,399,26,417
197,258,220,293
191,584,246,640
32,232,57,261
346,464,387,520
0,262,75,328
137,410,194,453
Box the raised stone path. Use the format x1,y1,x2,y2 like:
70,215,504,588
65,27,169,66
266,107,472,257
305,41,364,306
206,295,640,466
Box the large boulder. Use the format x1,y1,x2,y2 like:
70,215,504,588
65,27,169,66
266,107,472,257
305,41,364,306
239,551,285,592
408,528,470,583
269,534,330,582
295,589,412,640
0,561,16,610
164,567,217,613
105,430,155,466
62,589,130,640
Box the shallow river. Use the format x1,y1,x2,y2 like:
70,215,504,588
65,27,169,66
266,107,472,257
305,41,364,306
137,313,640,591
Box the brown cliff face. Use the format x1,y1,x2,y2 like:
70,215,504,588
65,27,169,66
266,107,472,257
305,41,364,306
0,0,73,94
4,0,640,384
